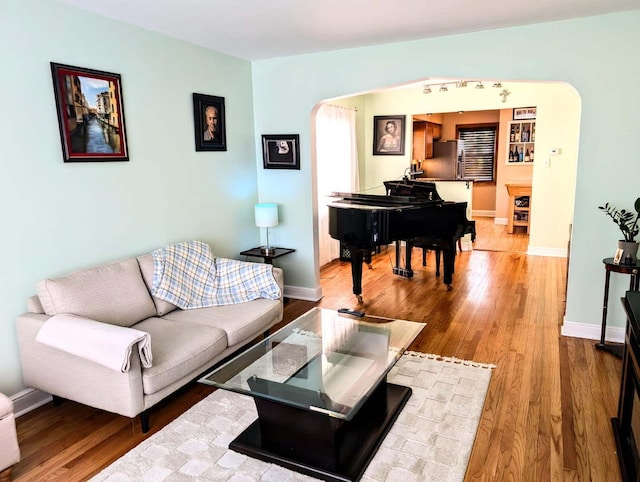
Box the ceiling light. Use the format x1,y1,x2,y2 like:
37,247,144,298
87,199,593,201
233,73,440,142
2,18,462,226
421,80,502,94
499,89,511,102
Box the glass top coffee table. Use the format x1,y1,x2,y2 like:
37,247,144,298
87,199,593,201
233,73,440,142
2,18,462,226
199,307,425,482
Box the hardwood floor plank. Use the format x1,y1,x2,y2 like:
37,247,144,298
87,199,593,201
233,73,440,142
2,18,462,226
11,218,623,481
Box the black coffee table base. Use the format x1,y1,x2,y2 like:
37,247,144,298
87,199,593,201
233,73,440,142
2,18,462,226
229,381,411,482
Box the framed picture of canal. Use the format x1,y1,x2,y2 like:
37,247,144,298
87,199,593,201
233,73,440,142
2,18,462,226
50,62,129,162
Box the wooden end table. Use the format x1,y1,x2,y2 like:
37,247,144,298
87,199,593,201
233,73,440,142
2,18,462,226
596,257,640,358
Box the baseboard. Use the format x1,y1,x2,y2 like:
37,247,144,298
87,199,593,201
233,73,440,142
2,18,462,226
494,217,508,226
12,388,52,418
472,210,495,218
561,318,625,344
527,246,568,258
284,284,323,302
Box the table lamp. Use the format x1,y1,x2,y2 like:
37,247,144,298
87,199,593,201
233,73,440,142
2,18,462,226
255,203,278,255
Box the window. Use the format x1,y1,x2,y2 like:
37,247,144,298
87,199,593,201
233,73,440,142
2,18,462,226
457,124,497,182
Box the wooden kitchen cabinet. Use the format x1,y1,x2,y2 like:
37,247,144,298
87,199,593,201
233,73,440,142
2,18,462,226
412,121,442,160
506,182,532,234
432,123,442,140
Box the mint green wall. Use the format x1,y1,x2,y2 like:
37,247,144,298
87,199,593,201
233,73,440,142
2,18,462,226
2,2,639,399
253,12,640,332
0,0,259,395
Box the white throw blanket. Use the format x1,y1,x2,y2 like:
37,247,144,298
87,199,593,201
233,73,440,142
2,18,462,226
151,240,281,308
36,314,152,372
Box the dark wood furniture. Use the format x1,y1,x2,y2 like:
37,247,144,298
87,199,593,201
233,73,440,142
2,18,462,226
613,290,640,481
240,247,295,264
597,258,640,358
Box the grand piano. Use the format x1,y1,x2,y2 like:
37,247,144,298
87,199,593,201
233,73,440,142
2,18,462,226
328,180,474,302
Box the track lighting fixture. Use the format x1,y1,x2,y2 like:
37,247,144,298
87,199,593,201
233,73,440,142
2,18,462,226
422,80,502,94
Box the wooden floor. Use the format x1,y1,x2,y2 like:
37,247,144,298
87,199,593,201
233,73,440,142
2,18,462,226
12,218,622,481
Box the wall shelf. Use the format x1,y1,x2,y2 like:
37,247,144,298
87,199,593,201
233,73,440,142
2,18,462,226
506,120,535,164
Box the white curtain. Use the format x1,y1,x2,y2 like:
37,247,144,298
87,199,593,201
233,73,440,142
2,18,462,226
316,103,359,267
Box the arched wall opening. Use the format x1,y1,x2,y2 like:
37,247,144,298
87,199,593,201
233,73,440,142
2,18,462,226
311,77,581,282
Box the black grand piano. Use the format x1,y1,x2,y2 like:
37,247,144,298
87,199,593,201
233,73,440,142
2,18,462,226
328,179,474,302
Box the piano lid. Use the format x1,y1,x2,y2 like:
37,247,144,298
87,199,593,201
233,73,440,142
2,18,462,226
329,190,442,208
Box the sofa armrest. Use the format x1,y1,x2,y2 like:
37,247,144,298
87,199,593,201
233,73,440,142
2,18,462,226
16,313,145,418
272,267,284,294
35,314,152,372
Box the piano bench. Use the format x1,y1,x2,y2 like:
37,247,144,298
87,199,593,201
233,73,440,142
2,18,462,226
413,239,444,275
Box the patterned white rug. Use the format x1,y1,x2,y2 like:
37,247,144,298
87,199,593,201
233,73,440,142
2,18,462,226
91,352,494,482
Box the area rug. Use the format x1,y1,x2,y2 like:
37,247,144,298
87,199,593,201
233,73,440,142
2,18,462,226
90,352,495,482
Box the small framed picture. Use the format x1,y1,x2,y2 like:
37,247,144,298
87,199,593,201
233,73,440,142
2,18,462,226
513,107,537,120
613,248,624,265
193,93,226,151
373,115,405,155
50,62,129,162
262,134,300,169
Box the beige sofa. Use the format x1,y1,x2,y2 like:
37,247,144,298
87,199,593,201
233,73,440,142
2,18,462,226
16,248,283,432
0,393,20,482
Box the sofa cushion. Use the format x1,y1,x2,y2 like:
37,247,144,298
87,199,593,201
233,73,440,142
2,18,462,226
161,298,282,346
136,254,178,316
134,317,227,395
36,258,156,327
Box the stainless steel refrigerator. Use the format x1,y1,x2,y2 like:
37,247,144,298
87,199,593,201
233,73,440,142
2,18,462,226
424,140,465,179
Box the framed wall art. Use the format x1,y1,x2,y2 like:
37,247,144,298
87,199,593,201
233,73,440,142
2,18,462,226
373,115,405,155
193,93,226,151
513,107,537,120
50,62,129,162
262,134,300,169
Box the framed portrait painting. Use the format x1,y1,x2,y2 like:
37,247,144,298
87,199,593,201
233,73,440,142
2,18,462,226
50,62,129,162
262,134,300,169
373,115,405,155
193,93,227,151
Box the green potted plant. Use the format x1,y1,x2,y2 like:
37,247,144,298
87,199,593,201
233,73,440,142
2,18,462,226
599,197,640,263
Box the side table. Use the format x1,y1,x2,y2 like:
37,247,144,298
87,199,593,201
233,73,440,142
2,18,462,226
596,257,640,358
240,247,295,265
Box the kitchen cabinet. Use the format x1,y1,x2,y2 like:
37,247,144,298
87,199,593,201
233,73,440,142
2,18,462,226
506,182,532,234
506,120,535,164
432,123,442,141
412,121,442,160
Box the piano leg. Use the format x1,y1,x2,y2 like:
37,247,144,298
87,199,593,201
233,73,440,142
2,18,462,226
442,242,455,291
350,249,364,303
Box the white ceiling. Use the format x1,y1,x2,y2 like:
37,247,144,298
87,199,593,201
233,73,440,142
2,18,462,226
57,0,640,61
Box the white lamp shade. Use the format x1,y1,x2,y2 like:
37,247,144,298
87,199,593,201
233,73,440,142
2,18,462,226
255,203,279,228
